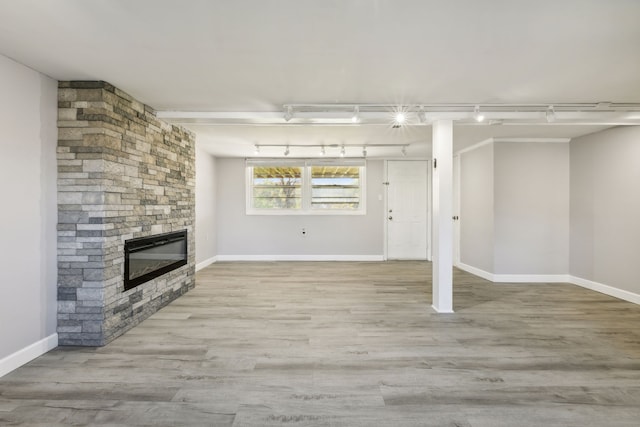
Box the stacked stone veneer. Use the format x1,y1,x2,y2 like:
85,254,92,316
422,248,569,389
57,81,195,346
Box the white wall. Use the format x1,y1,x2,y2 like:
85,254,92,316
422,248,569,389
0,54,58,373
195,146,217,269
494,142,569,275
459,143,494,272
216,158,385,259
570,127,640,296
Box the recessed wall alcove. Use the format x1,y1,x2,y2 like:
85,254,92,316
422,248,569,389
56,81,195,346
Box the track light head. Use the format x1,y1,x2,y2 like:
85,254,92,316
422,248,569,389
546,105,556,123
320,146,326,156
352,106,360,123
401,146,407,156
284,105,293,122
340,145,346,157
418,109,427,123
362,146,367,158
474,105,485,122
284,145,290,156
254,144,260,155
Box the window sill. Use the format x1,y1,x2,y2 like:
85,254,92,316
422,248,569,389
246,209,366,216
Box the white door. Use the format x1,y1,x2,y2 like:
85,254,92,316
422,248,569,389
386,160,428,259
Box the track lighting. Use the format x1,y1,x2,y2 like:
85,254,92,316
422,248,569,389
284,105,293,122
251,143,410,158
546,105,556,123
163,103,640,127
474,105,485,122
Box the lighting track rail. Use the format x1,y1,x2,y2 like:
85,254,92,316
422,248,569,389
157,102,640,126
253,143,410,158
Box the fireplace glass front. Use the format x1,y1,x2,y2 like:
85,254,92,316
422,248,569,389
124,230,187,291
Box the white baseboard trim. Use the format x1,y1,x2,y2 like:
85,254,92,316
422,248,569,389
457,263,640,305
457,263,570,283
216,255,385,262
0,333,58,378
456,263,494,281
569,276,640,305
493,274,571,283
195,256,217,272
431,305,455,314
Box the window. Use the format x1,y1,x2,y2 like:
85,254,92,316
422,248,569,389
311,165,361,210
252,165,302,210
247,159,365,214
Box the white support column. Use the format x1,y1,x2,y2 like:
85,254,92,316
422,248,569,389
432,120,454,313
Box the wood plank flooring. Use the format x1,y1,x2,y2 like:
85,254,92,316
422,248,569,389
2,261,640,426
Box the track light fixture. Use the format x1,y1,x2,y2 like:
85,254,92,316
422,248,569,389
284,105,293,122
162,103,640,127
546,105,556,123
251,143,410,158
352,106,360,123
474,105,485,122
418,108,427,123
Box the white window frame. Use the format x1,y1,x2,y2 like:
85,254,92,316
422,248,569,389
246,158,366,215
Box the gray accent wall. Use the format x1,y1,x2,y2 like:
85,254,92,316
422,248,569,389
460,143,494,272
216,158,384,257
0,54,58,360
494,142,569,274
570,127,640,295
459,140,570,276
196,147,217,265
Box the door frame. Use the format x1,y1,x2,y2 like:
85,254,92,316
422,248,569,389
383,159,432,261
453,154,461,266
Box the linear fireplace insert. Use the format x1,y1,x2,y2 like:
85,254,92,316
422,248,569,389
124,230,188,291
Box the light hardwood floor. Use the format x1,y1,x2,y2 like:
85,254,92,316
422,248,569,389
2,261,640,426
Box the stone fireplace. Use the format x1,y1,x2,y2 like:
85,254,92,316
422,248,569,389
56,81,195,346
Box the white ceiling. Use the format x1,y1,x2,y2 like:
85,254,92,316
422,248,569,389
1,0,638,157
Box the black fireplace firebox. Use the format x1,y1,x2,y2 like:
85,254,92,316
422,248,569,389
124,230,188,291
